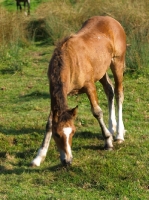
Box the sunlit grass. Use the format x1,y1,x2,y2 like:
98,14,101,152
0,42,149,199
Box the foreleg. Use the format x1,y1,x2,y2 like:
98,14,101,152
31,112,52,166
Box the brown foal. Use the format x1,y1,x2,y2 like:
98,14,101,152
31,16,126,166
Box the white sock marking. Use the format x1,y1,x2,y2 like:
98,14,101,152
31,131,52,166
109,101,117,134
31,147,47,166
116,101,124,140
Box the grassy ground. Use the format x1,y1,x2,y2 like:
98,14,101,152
0,0,149,199
0,43,149,199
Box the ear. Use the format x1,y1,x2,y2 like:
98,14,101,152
69,105,78,119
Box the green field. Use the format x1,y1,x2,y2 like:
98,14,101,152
0,0,149,199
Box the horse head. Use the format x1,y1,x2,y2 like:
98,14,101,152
52,106,78,166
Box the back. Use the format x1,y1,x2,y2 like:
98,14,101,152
49,16,126,94
77,16,126,50
63,16,126,89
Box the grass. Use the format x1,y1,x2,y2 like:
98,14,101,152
0,0,149,199
0,43,149,199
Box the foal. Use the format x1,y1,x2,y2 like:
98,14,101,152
16,0,30,15
31,16,126,167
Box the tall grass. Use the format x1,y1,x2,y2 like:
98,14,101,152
0,7,29,73
1,0,149,72
33,0,149,71
0,7,28,46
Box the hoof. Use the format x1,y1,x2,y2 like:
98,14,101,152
30,162,38,167
104,145,113,151
30,159,41,167
115,139,124,144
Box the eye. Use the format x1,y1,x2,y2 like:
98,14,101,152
54,133,60,138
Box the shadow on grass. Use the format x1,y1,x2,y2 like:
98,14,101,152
0,162,89,176
0,128,107,176
0,124,44,135
75,131,103,140
73,144,104,152
0,131,105,174
0,147,68,175
0,122,102,138
20,91,50,101
73,131,104,151
0,68,16,74
0,164,62,175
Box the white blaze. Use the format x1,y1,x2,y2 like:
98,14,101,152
63,127,72,156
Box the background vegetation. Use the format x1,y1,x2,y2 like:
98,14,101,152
0,0,149,72
0,0,149,199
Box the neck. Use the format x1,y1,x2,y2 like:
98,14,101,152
51,83,68,113
49,43,70,113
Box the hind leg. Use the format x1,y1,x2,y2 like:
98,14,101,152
100,73,117,135
24,2,26,12
27,2,30,15
16,1,22,12
111,56,125,142
85,82,113,150
31,112,52,166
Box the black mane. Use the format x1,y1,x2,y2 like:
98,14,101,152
49,36,72,113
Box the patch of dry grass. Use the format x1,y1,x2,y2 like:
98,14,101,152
0,7,28,47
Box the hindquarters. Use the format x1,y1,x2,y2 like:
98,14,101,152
74,16,126,82
77,16,126,143
79,16,126,65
